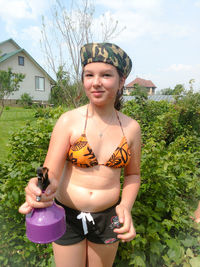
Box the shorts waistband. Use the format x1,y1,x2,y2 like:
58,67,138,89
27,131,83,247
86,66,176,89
54,198,120,215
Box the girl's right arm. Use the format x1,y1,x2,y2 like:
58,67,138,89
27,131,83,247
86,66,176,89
19,112,72,214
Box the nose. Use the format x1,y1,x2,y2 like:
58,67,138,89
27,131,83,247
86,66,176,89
93,75,101,88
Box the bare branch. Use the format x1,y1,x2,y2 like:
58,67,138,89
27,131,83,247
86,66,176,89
40,0,125,107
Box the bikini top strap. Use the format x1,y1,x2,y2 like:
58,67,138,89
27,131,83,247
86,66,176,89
83,105,89,134
115,110,125,136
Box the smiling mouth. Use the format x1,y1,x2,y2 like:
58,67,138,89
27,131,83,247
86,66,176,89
91,91,104,97
92,91,104,93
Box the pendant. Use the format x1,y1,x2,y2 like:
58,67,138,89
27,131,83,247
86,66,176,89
99,133,103,138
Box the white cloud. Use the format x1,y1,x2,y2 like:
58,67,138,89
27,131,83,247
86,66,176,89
0,0,33,20
0,0,55,37
0,0,53,20
95,0,162,12
94,0,193,45
156,64,200,90
21,26,42,44
194,1,200,7
164,64,193,72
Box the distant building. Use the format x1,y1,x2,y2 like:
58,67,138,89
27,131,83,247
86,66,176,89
0,38,55,104
125,77,157,95
123,95,176,102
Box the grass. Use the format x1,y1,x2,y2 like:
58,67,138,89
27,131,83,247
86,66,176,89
0,106,36,162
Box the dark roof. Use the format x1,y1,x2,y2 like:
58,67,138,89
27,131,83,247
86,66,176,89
0,38,21,49
126,77,156,88
123,95,175,102
0,49,23,63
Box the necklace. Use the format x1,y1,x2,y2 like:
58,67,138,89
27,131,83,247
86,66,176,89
92,112,115,138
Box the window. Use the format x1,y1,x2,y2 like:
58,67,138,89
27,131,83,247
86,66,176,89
18,56,24,66
35,76,45,91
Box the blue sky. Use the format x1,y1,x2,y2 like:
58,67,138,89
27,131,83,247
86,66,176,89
0,0,200,91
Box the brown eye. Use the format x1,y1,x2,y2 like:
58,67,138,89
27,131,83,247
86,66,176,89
84,73,93,77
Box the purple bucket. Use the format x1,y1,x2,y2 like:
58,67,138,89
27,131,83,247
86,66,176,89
26,202,66,244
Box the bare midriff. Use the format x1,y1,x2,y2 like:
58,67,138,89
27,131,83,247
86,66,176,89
55,161,121,212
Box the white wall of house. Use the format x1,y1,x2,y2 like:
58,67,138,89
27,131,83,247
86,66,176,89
0,39,54,102
0,51,52,101
0,41,19,54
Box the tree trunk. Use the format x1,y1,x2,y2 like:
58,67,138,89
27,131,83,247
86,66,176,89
0,99,5,118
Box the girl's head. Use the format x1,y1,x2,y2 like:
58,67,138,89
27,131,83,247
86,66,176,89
80,43,132,110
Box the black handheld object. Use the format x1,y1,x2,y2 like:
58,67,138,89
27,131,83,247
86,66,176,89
36,167,50,202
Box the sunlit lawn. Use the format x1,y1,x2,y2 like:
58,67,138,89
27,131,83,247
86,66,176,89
0,107,36,162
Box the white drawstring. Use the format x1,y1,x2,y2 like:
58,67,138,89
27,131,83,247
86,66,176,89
77,212,95,235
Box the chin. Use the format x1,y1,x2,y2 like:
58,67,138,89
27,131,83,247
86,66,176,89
90,100,105,107
90,99,114,108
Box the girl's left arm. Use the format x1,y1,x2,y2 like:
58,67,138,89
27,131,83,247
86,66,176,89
114,120,141,242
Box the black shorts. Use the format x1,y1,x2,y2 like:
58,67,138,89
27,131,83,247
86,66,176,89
54,199,121,245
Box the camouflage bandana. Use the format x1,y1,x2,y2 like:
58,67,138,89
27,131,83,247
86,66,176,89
80,43,132,78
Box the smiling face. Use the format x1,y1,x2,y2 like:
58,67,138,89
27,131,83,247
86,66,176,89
82,62,125,107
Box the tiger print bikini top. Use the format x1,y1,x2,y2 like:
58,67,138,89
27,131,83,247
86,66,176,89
66,107,131,168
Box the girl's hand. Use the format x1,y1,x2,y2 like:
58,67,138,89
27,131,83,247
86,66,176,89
18,177,58,214
114,204,136,242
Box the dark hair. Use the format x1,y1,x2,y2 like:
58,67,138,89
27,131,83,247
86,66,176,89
114,69,124,111
81,68,125,111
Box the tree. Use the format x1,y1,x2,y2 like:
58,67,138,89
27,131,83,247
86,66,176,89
40,0,125,107
130,83,148,104
160,87,174,95
161,84,185,96
0,68,25,117
50,65,88,107
173,84,185,95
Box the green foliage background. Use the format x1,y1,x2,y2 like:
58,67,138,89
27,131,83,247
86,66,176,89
0,94,200,266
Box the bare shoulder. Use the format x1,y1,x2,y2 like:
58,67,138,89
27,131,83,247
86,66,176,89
117,111,141,148
118,111,141,134
55,105,87,127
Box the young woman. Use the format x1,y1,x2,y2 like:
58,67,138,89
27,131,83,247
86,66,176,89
19,43,141,267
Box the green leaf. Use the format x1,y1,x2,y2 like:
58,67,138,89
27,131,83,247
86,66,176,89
183,262,192,267
166,238,178,249
186,248,194,258
162,219,174,231
129,256,146,266
150,240,164,255
156,200,165,209
189,256,200,267
181,237,197,247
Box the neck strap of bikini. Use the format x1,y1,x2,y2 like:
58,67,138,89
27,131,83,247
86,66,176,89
83,105,124,136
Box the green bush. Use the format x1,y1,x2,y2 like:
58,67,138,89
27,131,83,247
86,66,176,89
114,94,200,266
176,91,200,133
115,137,200,266
0,118,54,267
34,105,67,120
18,93,33,108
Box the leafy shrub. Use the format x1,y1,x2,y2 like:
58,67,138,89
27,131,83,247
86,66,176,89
18,93,33,108
114,95,200,266
176,91,200,133
0,118,54,267
34,105,67,120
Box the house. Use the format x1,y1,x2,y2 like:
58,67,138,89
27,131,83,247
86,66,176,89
0,38,55,104
125,77,157,95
